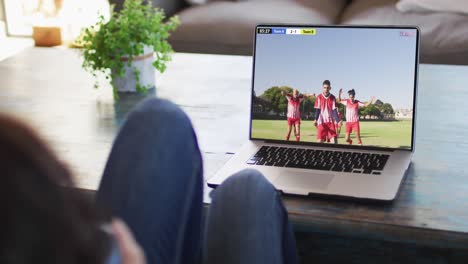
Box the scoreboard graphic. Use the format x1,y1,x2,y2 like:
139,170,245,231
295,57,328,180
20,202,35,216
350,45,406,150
257,27,317,35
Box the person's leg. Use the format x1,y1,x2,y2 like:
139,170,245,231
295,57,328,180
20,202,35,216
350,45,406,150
286,123,292,141
345,122,353,144
96,98,203,264
317,124,325,143
345,132,352,144
327,122,338,144
294,123,300,142
355,124,363,145
204,169,298,264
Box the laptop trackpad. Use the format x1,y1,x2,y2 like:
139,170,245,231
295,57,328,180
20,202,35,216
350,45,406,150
274,170,334,193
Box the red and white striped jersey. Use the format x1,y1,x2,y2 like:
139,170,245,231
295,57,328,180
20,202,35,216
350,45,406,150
314,93,336,125
286,95,304,118
342,99,365,122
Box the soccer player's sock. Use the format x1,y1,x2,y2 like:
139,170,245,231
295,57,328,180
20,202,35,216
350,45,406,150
346,139,352,144
296,135,300,142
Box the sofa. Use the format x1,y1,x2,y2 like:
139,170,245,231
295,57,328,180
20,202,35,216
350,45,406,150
147,0,468,65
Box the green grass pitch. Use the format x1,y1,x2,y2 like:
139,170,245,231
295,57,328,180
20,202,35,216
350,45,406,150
251,119,412,149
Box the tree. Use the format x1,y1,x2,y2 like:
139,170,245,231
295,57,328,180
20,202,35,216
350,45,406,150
301,97,316,119
374,99,384,108
358,106,366,119
381,103,394,115
368,104,382,119
360,104,381,119
260,86,316,116
260,86,292,114
360,106,370,120
355,98,395,120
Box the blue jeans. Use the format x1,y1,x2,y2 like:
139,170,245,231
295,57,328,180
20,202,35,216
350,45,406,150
96,98,298,264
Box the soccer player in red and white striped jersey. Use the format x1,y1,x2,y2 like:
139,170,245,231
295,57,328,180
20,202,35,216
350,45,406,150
326,109,343,143
282,89,315,141
314,80,342,144
336,110,343,136
338,88,375,145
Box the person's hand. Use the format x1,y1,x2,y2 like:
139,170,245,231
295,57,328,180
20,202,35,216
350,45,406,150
314,120,317,127
339,88,343,95
371,96,376,102
112,218,146,264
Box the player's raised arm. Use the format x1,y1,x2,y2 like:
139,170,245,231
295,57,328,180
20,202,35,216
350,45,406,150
364,96,376,107
338,88,346,103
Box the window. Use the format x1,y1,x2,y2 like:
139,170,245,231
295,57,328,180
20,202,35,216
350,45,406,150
3,0,109,39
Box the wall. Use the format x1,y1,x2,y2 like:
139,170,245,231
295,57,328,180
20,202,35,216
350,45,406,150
0,0,5,21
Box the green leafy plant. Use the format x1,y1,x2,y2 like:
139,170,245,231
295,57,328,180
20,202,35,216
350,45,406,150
79,0,180,97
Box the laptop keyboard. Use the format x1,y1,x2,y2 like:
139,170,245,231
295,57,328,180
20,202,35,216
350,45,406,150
247,146,389,174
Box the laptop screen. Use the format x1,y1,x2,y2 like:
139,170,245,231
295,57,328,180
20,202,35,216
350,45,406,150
250,25,419,150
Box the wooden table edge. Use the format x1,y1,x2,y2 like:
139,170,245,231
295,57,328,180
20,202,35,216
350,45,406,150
290,212,468,249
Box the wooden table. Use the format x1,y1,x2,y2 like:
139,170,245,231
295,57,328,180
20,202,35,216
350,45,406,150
1,48,468,262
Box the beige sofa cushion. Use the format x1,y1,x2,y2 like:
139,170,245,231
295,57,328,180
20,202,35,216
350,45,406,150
341,0,468,65
186,0,226,5
170,0,348,55
396,0,468,15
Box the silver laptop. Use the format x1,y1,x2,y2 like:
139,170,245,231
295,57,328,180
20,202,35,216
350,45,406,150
208,25,419,201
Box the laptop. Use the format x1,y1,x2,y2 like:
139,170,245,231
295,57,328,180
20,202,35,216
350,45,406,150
208,25,419,201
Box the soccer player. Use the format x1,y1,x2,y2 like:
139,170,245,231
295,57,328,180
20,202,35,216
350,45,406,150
282,89,315,142
326,111,342,143
336,109,343,137
338,88,375,145
314,80,341,144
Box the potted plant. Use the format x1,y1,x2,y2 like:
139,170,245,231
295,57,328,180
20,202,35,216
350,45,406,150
79,0,179,98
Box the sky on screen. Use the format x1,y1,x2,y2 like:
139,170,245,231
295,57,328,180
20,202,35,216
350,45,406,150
254,27,417,109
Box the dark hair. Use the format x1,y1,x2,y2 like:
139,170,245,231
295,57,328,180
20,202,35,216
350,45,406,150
0,114,110,264
323,80,331,86
348,89,356,96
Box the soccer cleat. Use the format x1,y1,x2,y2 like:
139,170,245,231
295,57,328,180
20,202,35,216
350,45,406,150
296,136,300,142
346,139,353,145
357,141,363,146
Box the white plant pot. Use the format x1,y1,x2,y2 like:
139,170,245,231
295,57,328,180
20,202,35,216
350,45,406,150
112,45,156,93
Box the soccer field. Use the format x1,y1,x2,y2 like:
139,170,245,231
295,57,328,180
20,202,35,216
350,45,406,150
251,119,412,149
